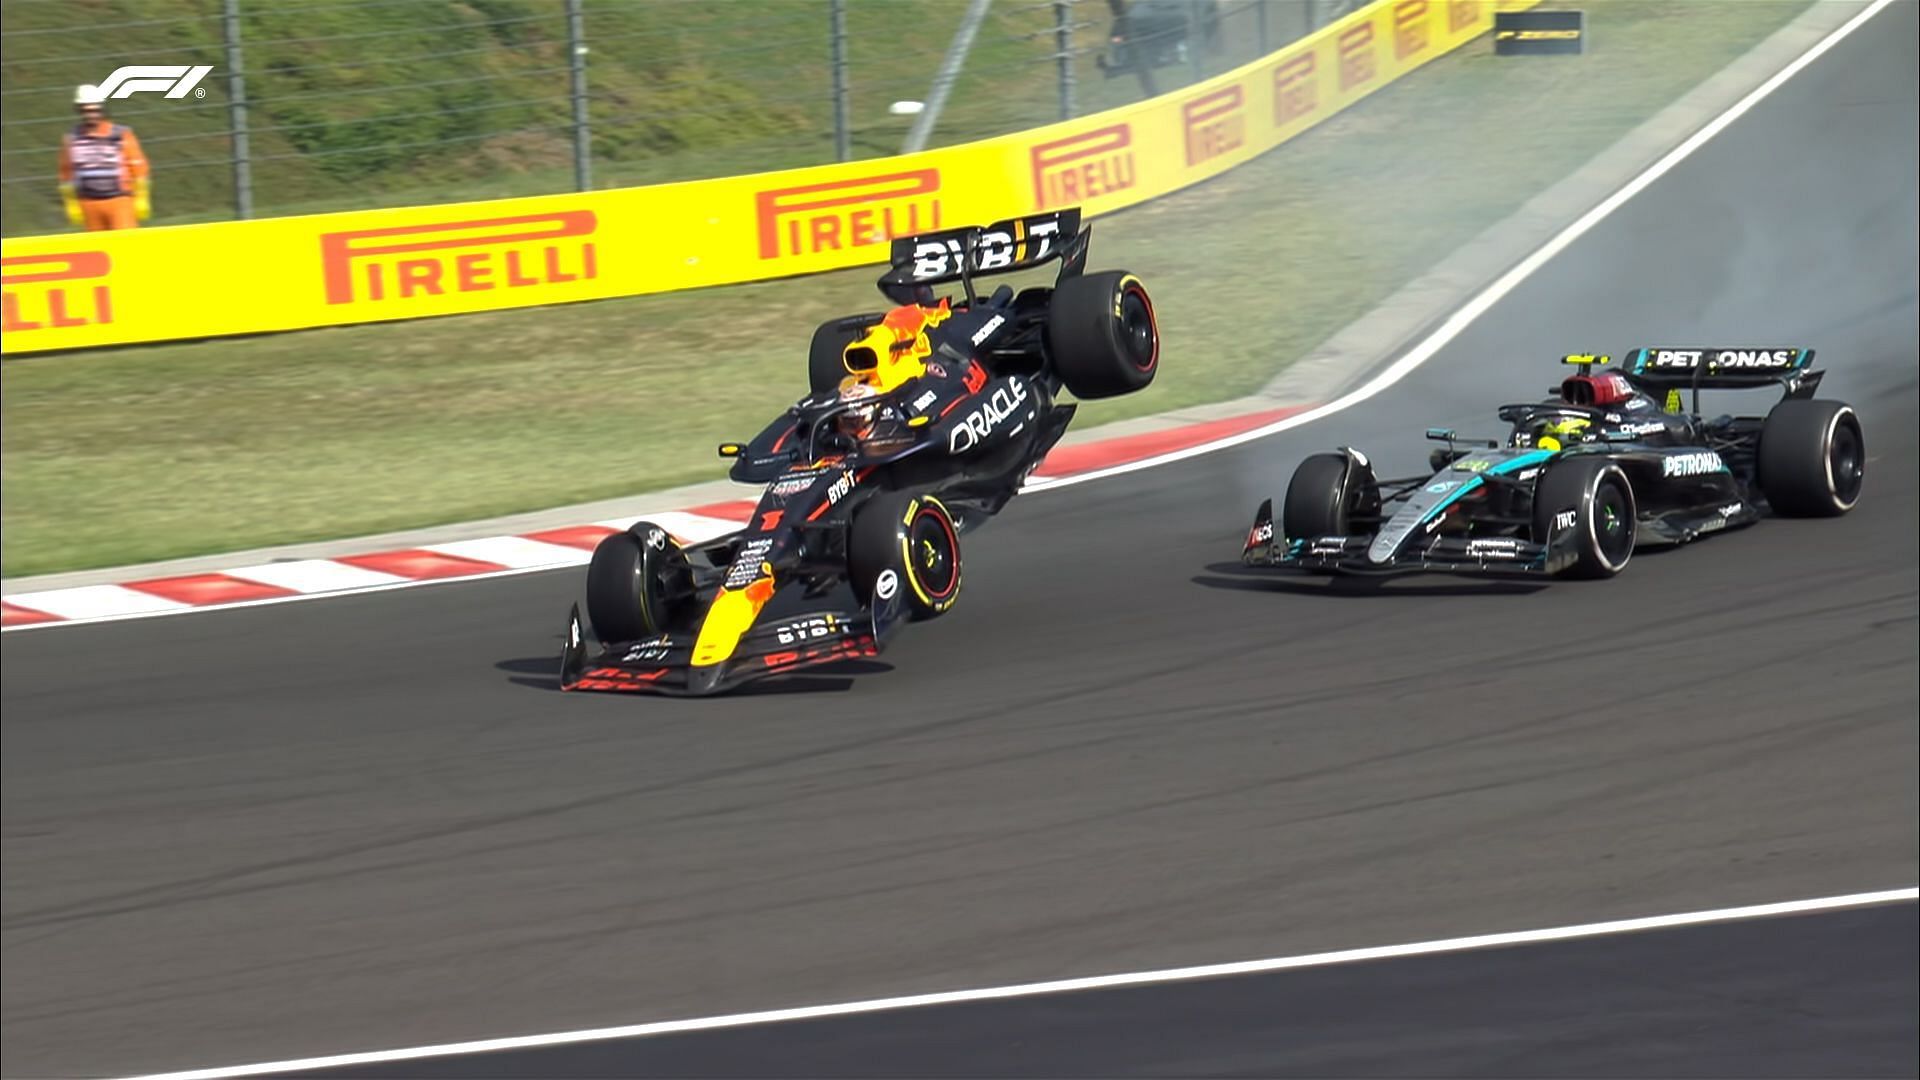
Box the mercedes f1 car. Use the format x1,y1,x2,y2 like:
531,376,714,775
562,208,1159,695
1242,348,1864,579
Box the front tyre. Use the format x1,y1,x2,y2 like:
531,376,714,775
849,491,962,620
1282,452,1381,540
585,522,696,641
1758,399,1864,517
1533,458,1636,579
1047,270,1159,399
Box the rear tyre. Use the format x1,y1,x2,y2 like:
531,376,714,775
1282,452,1381,540
1532,458,1636,579
849,491,962,620
1758,399,1864,517
1047,270,1159,399
584,522,696,642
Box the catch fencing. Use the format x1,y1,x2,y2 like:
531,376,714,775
0,0,1360,237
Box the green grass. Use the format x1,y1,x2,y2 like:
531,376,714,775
0,0,1301,235
0,2,1811,577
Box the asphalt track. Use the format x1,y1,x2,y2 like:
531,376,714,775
4,6,1917,1077
310,901,1919,1078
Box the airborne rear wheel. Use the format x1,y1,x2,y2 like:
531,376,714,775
1046,270,1159,399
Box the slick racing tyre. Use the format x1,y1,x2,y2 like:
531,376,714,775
1758,399,1864,517
1532,458,1636,579
849,491,961,620
809,316,878,395
585,521,696,642
1047,270,1159,399
1282,452,1381,541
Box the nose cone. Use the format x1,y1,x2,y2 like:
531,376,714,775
691,578,773,668
1367,511,1421,564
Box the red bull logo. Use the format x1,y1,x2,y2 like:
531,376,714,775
1448,0,1482,35
1338,22,1378,90
1394,0,1431,59
1272,52,1319,127
755,170,942,260
319,211,597,305
1183,86,1246,167
1029,125,1136,210
1,250,112,332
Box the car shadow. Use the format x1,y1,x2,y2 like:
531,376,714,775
497,656,564,693
1193,562,1548,597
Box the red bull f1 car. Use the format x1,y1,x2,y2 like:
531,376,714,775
1242,348,1864,579
563,208,1159,695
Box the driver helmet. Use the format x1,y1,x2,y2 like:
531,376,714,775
1535,416,1592,451
834,378,881,440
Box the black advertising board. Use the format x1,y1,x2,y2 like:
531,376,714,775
1495,9,1586,56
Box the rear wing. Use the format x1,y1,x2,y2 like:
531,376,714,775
877,208,1088,304
1623,347,1814,380
1620,346,1823,413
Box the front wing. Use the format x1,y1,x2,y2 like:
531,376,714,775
1242,532,1580,577
559,605,887,697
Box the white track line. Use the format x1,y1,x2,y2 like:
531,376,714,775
5,0,1891,633
124,887,1919,1080
1027,0,1899,493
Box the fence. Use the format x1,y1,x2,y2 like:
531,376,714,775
0,1,1366,239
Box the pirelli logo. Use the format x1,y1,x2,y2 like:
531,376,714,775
1338,22,1377,90
1272,52,1318,127
1182,85,1246,167
755,170,942,259
1,250,113,332
319,211,598,306
1448,0,1481,35
1029,125,1135,210
1393,0,1431,59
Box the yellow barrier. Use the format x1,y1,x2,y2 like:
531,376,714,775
1,0,1512,355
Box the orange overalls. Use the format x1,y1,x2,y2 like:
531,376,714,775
59,119,148,230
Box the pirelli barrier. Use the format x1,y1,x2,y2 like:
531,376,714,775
1,0,1523,355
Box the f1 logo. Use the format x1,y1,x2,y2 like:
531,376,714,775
97,66,213,100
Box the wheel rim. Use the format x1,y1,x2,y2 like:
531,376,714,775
1593,480,1633,567
907,505,959,600
1828,417,1864,506
1119,284,1158,372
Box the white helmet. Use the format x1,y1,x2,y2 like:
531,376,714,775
74,84,107,106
